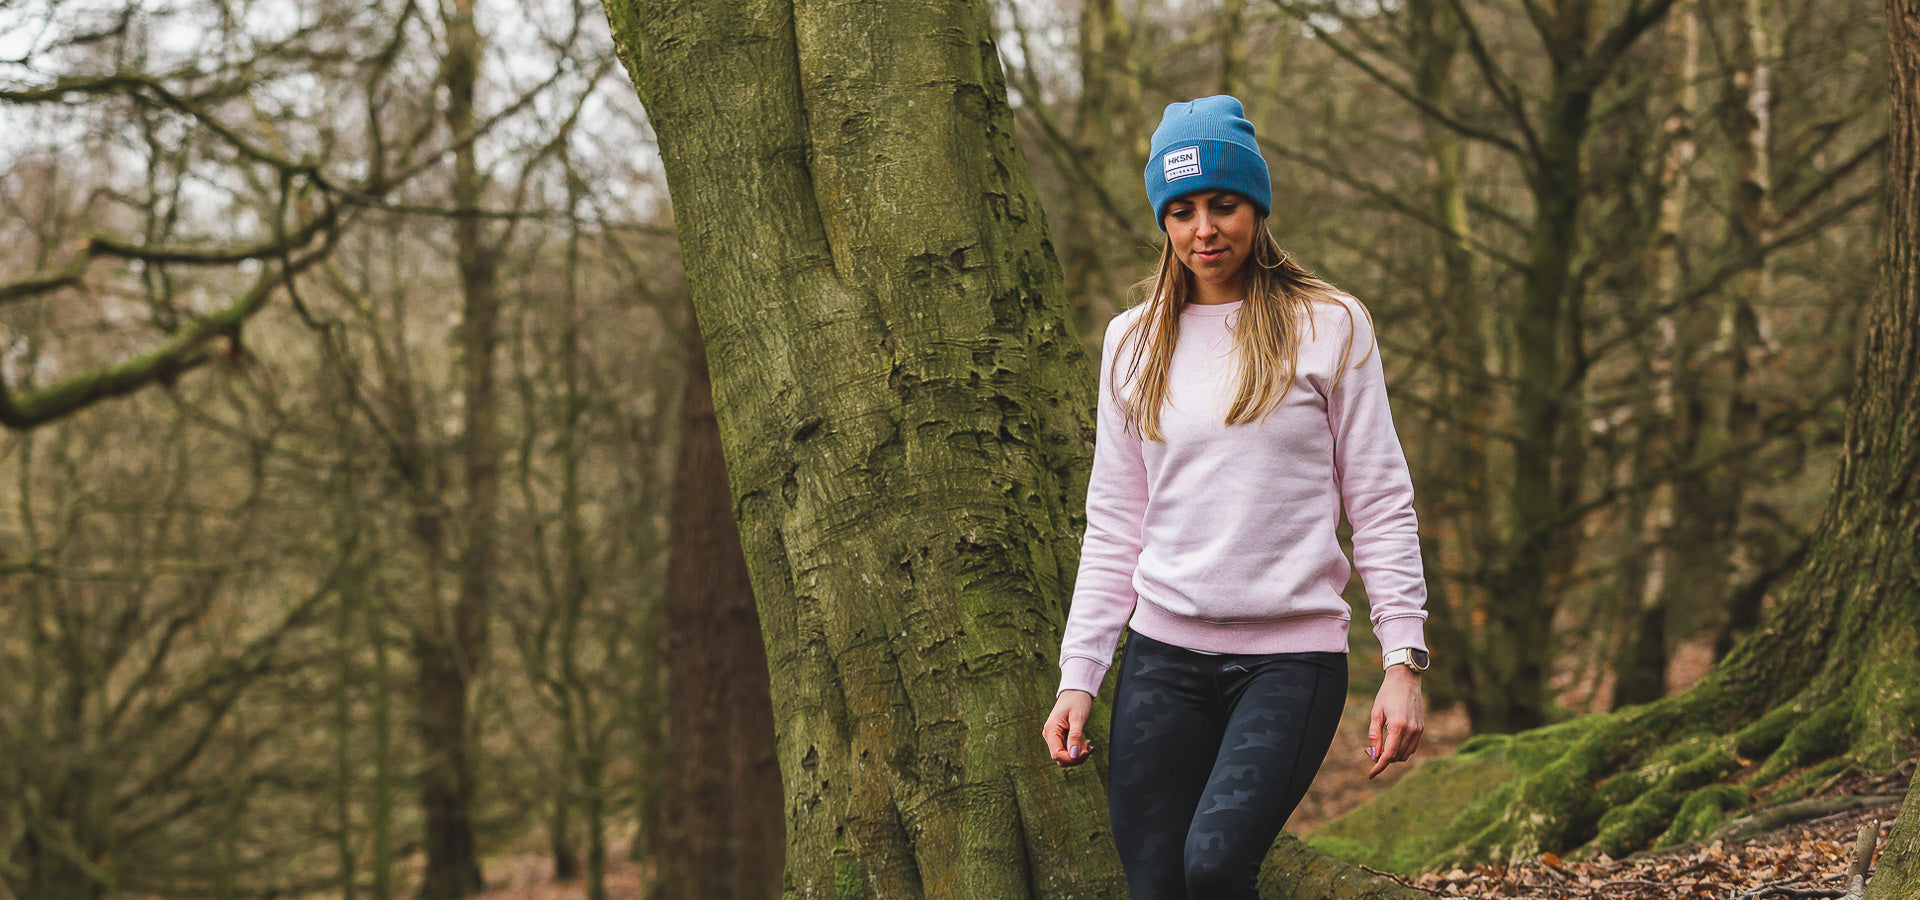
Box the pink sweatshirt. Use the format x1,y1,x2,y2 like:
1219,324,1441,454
1057,294,1429,697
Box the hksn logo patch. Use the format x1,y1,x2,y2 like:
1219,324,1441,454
1163,146,1201,181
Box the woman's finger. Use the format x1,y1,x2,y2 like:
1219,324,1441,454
1369,722,1404,778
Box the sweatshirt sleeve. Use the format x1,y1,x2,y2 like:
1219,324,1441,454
1057,317,1149,697
1326,299,1430,656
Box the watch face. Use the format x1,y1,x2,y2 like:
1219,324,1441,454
1411,649,1431,669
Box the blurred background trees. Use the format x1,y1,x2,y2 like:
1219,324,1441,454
1,0,687,897
0,0,1898,896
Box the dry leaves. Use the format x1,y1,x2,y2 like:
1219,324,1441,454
1367,800,1901,899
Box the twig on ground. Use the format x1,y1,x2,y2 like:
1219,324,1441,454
1834,820,1878,900
1356,862,1441,895
1732,888,1842,899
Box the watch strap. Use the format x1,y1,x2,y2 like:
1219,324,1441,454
1383,647,1429,672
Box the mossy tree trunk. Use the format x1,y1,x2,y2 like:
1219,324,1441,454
1312,0,1920,879
600,1,1120,894
1863,0,1920,890
1869,766,1920,899
597,2,1426,898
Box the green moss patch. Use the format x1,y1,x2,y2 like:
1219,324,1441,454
1307,739,1520,873
1657,784,1749,847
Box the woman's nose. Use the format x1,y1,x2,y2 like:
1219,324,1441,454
1194,215,1217,238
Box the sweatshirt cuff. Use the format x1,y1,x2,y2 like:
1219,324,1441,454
1058,656,1110,698
1373,615,1428,656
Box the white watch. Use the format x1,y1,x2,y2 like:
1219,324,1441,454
1383,648,1430,673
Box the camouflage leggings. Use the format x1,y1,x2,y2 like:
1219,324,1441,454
1107,630,1347,900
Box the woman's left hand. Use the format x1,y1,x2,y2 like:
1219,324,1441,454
1366,665,1425,779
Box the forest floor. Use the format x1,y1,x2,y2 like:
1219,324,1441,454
1367,784,1904,899
474,674,1912,899
473,786,1907,900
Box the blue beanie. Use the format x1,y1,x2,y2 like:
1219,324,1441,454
1143,95,1271,230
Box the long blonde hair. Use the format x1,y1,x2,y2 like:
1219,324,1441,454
1112,216,1375,442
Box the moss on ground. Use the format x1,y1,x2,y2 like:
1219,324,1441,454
1306,734,1525,873
1304,548,1919,879
1589,737,1743,856
1657,784,1749,847
1308,681,1911,875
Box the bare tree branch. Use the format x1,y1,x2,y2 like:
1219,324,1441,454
0,224,341,429
1258,136,1533,275
999,0,1155,252
1274,0,1531,162
1434,0,1546,165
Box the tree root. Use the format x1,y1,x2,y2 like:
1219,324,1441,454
1304,476,1919,877
1707,795,1902,846
1306,669,1917,872
1258,834,1428,900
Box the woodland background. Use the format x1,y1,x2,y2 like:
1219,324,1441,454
0,0,1912,898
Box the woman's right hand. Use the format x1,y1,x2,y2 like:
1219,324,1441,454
1043,689,1096,767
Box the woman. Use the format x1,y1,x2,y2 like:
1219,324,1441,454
1040,95,1431,900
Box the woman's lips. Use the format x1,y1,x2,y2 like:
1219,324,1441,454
1195,249,1226,262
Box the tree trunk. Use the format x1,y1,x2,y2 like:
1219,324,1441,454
1864,0,1920,890
599,2,1424,897
602,4,1118,894
371,583,397,900
1702,0,1776,657
1615,0,1699,710
1477,0,1673,732
1869,771,1920,898
1487,78,1594,734
415,0,494,894
1407,0,1488,714
1219,0,1248,97
659,321,784,900
1312,0,1920,871
1063,0,1131,343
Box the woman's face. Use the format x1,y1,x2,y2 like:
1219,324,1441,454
1163,190,1256,291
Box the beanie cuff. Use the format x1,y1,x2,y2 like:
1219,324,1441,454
1145,138,1272,230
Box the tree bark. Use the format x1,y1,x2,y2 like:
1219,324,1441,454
602,4,1119,894
1864,0,1920,887
1868,772,1920,898
659,321,784,900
